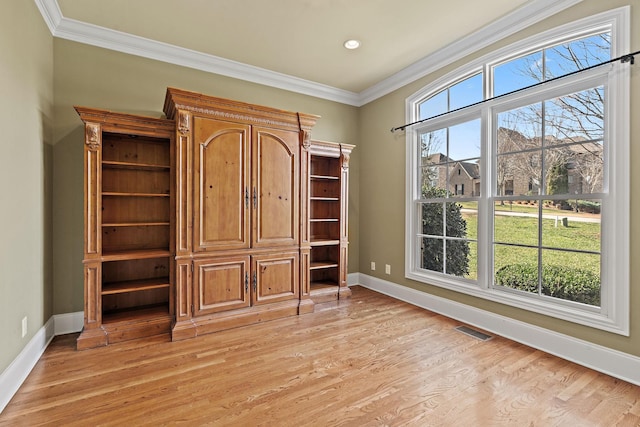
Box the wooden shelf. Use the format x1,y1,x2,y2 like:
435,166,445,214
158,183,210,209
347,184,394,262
102,222,170,227
309,280,340,304
310,240,340,247
310,197,339,201
310,261,339,270
102,160,170,170
102,304,170,325
102,277,171,295
101,249,171,262
310,280,339,290
102,192,170,197
310,174,339,180
310,218,339,222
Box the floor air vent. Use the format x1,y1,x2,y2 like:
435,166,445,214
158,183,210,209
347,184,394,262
455,325,493,341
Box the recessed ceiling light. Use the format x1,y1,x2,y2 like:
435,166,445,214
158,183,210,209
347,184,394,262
343,39,361,50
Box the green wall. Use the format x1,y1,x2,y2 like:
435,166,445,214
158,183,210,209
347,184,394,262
52,39,361,315
0,0,53,373
358,0,640,356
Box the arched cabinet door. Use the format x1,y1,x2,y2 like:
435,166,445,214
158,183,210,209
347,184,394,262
251,126,299,248
193,117,251,252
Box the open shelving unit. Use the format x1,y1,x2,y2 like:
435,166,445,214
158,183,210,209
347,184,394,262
76,107,175,349
308,141,353,304
100,133,172,323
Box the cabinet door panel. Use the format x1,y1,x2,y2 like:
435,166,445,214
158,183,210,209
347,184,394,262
252,127,299,247
194,117,250,251
193,256,250,316
252,252,299,305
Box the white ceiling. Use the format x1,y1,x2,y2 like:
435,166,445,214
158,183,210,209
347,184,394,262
37,0,582,106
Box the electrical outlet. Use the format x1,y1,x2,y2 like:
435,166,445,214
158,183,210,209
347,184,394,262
370,261,376,271
385,264,391,275
22,316,27,338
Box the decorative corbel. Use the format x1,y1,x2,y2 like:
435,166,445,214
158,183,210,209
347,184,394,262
85,123,101,151
178,110,190,136
300,130,311,149
341,146,350,170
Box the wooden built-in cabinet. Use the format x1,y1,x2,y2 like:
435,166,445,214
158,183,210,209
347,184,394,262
163,88,318,340
76,107,175,349
308,140,353,303
77,88,353,347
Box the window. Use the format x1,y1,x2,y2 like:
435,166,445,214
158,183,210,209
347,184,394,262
406,8,630,334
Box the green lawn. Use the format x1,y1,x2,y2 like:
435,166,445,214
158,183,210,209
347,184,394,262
460,210,600,281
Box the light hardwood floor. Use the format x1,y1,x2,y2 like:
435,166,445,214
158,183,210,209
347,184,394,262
1,286,639,426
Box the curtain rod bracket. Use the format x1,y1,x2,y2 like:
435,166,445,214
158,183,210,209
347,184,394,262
621,54,634,65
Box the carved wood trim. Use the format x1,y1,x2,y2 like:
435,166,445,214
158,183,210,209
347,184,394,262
75,106,174,137
175,103,295,129
163,88,319,133
178,110,190,136
300,130,311,149
340,146,351,170
85,123,101,151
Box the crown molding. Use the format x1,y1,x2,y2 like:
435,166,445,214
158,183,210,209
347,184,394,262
33,0,62,34
358,0,583,105
35,0,582,107
34,0,361,105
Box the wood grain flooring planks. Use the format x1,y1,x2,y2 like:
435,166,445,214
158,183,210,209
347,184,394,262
1,286,638,426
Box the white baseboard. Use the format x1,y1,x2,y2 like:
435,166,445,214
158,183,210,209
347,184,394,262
3,278,639,414
0,312,83,413
356,273,640,386
53,311,84,336
347,272,360,286
0,317,55,413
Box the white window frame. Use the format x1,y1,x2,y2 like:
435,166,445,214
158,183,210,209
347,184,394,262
405,7,630,334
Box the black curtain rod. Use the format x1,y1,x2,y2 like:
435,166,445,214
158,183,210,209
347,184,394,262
390,50,639,133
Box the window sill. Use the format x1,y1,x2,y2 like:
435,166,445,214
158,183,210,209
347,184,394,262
405,270,628,336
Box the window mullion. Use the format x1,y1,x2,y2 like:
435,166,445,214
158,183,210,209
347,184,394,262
478,104,491,290
538,99,546,297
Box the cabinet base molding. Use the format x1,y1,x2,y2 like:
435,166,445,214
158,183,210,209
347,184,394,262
339,286,352,300
298,298,315,315
77,314,172,350
76,328,108,350
309,282,352,305
310,285,339,304
171,300,301,341
170,320,198,341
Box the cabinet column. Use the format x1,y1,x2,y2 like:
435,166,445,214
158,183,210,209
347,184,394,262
77,122,108,349
172,109,196,340
299,130,314,314
339,146,352,299
176,110,192,256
